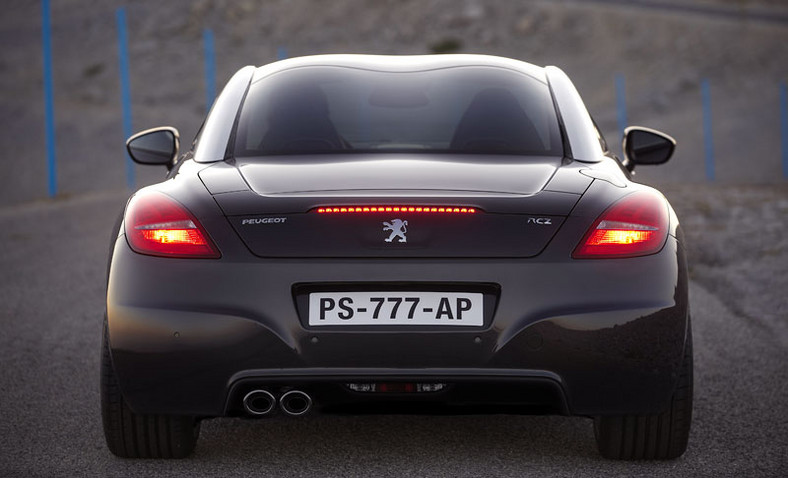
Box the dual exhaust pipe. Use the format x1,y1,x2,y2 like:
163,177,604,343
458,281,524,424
242,389,312,417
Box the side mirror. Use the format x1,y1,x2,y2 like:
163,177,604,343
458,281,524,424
126,127,180,168
622,126,676,169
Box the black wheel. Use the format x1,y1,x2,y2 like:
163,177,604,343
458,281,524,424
594,321,693,460
101,316,200,458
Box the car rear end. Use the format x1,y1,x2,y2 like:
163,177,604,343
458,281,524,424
104,54,691,459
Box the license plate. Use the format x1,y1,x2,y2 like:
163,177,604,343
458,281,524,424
308,292,483,326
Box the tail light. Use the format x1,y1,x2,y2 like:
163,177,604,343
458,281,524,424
572,190,669,259
125,192,220,258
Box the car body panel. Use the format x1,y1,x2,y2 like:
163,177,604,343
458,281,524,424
544,66,605,162
193,66,255,163
235,156,562,196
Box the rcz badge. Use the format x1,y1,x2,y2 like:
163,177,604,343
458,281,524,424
383,219,408,243
527,217,552,225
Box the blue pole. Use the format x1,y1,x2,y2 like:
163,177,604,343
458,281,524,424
701,79,715,181
277,46,288,60
781,81,788,179
116,7,134,189
615,74,628,139
42,0,57,198
203,29,216,113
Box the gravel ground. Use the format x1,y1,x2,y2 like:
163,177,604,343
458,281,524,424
660,182,788,345
0,183,785,477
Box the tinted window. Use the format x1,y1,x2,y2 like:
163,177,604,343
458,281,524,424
234,66,563,158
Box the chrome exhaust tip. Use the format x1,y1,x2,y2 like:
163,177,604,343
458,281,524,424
242,390,276,416
279,390,312,417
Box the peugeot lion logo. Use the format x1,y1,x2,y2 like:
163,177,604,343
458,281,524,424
382,219,408,243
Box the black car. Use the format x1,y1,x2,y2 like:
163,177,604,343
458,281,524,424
102,54,691,460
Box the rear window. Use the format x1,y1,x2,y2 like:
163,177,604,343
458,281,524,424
233,66,563,158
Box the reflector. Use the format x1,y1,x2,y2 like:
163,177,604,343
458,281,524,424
345,383,447,393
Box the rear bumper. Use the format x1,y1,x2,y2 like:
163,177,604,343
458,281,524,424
107,235,689,418
226,368,569,416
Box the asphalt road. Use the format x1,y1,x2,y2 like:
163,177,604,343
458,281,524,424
0,187,786,477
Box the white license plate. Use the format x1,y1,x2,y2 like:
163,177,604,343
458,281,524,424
308,292,483,326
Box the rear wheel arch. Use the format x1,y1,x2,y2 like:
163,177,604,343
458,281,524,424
593,316,693,460
100,314,201,458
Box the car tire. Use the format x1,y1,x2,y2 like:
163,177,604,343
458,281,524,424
593,320,693,460
100,315,200,458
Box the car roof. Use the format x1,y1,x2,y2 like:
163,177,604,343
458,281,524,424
250,54,548,84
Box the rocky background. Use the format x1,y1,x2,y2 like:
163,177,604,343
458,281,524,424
2,0,787,205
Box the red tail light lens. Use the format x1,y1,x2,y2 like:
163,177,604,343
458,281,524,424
316,206,477,214
572,190,669,259
125,192,220,258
